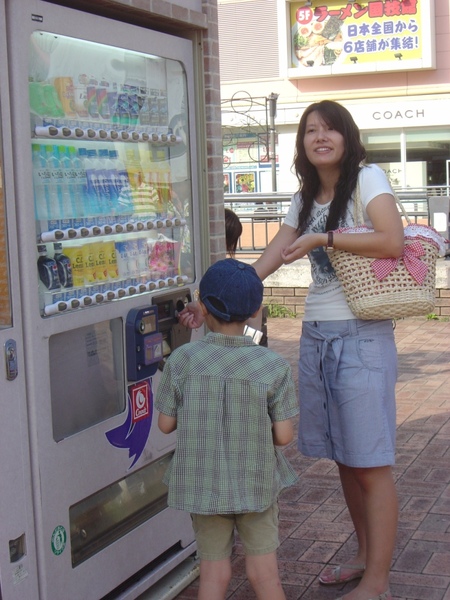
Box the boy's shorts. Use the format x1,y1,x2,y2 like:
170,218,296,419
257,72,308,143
191,503,279,561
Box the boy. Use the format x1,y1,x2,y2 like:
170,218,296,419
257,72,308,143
156,259,299,600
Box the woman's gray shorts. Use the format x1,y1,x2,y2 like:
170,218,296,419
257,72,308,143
298,319,397,467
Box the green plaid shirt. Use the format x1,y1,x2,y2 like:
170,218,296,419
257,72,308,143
155,332,299,514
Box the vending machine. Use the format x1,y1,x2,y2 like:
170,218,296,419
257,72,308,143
1,0,205,598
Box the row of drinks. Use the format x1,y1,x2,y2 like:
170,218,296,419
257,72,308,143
32,143,174,225
38,236,180,291
30,76,169,128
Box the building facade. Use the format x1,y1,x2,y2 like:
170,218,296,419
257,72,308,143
218,0,450,196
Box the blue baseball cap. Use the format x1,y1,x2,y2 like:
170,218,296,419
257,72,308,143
199,258,263,322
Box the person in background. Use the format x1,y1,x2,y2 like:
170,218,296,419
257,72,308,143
156,259,299,600
251,100,402,600
225,207,242,257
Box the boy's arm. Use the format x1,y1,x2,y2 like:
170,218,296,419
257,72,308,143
272,418,294,446
158,412,177,434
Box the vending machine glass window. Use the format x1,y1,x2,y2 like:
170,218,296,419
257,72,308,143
30,32,194,318
49,318,125,441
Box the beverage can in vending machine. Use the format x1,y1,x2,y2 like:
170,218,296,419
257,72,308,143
96,79,111,120
54,77,76,118
86,76,99,119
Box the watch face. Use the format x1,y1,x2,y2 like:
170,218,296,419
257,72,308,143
327,231,334,249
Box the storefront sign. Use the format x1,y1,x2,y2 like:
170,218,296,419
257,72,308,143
277,98,450,130
288,0,434,77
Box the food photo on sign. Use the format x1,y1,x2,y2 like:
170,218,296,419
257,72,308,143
293,16,343,67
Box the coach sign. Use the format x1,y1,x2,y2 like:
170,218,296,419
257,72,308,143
347,98,449,129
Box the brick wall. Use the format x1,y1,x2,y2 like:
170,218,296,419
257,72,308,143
263,286,450,318
202,0,227,265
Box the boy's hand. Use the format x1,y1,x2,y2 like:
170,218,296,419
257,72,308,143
178,301,205,329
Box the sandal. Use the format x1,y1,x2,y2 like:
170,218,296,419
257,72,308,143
336,591,391,600
319,563,366,585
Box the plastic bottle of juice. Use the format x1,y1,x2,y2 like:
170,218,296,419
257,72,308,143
53,242,73,288
45,145,63,219
107,82,119,126
58,146,77,218
32,144,50,220
82,242,97,286
90,241,107,283
139,149,161,218
106,149,120,210
97,148,113,216
68,146,87,218
111,149,133,222
84,149,102,216
125,148,143,189
103,240,119,281
63,245,84,288
137,237,149,279
37,244,61,290
114,236,130,281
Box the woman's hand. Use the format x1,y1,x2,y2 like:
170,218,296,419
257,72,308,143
178,301,205,329
281,233,325,264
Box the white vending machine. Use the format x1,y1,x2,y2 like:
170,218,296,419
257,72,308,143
0,1,204,598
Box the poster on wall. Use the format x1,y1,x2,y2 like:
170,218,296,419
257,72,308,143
288,0,435,77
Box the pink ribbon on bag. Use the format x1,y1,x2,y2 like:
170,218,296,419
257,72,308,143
371,240,428,285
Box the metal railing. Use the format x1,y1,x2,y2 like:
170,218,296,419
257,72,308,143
225,187,445,255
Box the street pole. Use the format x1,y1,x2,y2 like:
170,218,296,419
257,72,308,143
268,92,279,192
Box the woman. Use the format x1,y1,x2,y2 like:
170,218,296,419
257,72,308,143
253,100,402,600
179,100,401,600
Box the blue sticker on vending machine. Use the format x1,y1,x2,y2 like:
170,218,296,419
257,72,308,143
105,379,153,468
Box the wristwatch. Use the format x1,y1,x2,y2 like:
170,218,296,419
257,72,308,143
325,231,334,250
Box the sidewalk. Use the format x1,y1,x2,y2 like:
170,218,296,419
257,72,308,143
174,317,450,600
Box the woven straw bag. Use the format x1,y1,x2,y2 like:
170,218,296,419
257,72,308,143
327,185,446,320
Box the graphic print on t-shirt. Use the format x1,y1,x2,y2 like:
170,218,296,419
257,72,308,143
306,202,353,288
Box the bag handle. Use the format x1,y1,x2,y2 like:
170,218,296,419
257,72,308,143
393,191,411,225
353,178,411,226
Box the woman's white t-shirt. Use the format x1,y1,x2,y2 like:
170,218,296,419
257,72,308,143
283,164,394,321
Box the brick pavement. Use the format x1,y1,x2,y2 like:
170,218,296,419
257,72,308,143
174,317,450,600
